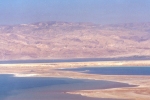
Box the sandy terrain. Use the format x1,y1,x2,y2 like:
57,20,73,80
0,60,150,100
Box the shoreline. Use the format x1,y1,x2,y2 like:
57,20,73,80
1,60,150,67
0,60,150,100
1,59,150,66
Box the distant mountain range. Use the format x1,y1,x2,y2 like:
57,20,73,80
0,21,150,60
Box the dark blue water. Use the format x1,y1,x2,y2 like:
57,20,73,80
0,56,150,64
0,74,132,100
62,67,150,75
0,74,81,99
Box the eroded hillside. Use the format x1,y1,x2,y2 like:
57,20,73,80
0,22,150,60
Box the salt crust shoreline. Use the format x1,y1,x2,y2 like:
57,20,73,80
0,60,150,100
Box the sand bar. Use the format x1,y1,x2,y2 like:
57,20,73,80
0,60,150,100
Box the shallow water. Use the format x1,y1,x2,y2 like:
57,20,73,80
0,56,150,64
0,74,131,100
62,67,150,75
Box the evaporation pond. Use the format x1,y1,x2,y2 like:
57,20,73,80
0,74,132,100
62,67,150,75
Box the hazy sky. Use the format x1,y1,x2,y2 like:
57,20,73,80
0,0,150,25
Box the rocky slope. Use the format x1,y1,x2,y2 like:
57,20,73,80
0,21,150,60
